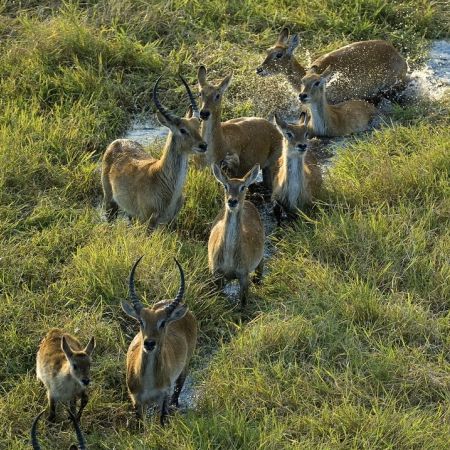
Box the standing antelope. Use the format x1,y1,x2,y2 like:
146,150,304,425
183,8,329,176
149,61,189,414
101,76,207,230
121,256,197,425
208,164,264,307
31,409,86,450
299,66,377,137
256,28,407,103
36,329,95,422
272,113,322,225
196,65,282,189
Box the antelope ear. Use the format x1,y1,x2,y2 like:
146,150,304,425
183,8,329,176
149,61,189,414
298,111,307,124
320,65,333,80
274,113,287,131
303,113,311,127
219,74,232,94
166,304,188,324
287,34,299,55
212,163,228,186
244,164,260,187
121,301,140,321
277,27,289,45
84,337,96,356
185,105,193,118
61,336,74,360
198,65,207,87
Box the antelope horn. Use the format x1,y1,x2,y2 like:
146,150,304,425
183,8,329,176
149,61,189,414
165,258,185,316
153,76,178,123
67,409,86,450
31,410,45,450
179,75,200,119
129,256,144,314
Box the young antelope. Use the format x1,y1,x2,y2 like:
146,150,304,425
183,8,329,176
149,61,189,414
36,329,95,422
208,164,264,307
300,66,377,137
272,113,322,225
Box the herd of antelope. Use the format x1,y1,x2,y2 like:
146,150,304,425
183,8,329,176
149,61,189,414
32,28,407,448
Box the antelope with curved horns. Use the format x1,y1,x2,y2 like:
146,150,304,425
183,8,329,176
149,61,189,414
299,66,377,137
256,28,407,103
121,256,197,425
36,329,96,423
196,65,282,189
272,113,322,225
101,75,207,230
208,164,264,307
31,409,86,450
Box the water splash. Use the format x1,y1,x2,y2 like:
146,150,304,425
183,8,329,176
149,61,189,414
402,40,450,101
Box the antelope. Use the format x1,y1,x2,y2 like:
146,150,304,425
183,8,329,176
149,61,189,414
272,113,322,225
101,76,207,230
36,329,95,423
31,409,86,450
121,256,197,425
256,28,407,103
299,66,377,137
196,65,282,189
208,164,264,307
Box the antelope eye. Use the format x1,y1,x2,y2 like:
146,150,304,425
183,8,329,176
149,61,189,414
159,320,166,329
239,185,245,192
73,364,78,370
275,52,283,59
286,131,294,139
215,93,220,100
180,128,187,135
314,81,321,87
139,318,144,327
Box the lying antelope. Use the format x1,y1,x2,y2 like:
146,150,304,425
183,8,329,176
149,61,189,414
256,28,407,103
300,66,377,137
36,329,95,422
31,409,86,450
197,65,282,188
208,164,264,307
101,76,206,230
121,256,197,425
272,113,322,225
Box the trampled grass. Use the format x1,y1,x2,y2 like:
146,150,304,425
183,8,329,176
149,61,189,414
0,1,449,449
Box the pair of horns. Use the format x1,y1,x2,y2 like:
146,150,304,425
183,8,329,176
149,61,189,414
153,75,200,120
31,409,85,450
128,256,185,316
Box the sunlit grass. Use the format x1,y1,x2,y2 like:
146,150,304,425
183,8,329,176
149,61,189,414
0,1,449,448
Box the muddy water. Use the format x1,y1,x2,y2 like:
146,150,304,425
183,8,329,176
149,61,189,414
122,40,449,410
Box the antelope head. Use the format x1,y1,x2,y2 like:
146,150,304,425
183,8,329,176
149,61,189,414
61,335,95,389
212,164,260,213
299,66,333,104
256,27,300,77
197,65,232,121
121,256,188,354
274,112,310,157
153,76,207,154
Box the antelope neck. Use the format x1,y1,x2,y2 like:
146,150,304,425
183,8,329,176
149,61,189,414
201,109,224,161
158,133,189,188
308,91,330,136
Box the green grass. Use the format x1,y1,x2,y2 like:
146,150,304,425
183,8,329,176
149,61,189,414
0,1,449,449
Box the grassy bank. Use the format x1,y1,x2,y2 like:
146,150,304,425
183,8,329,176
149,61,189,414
0,1,449,448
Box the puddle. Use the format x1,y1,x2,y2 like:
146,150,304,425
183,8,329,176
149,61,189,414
123,118,168,147
402,40,450,101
